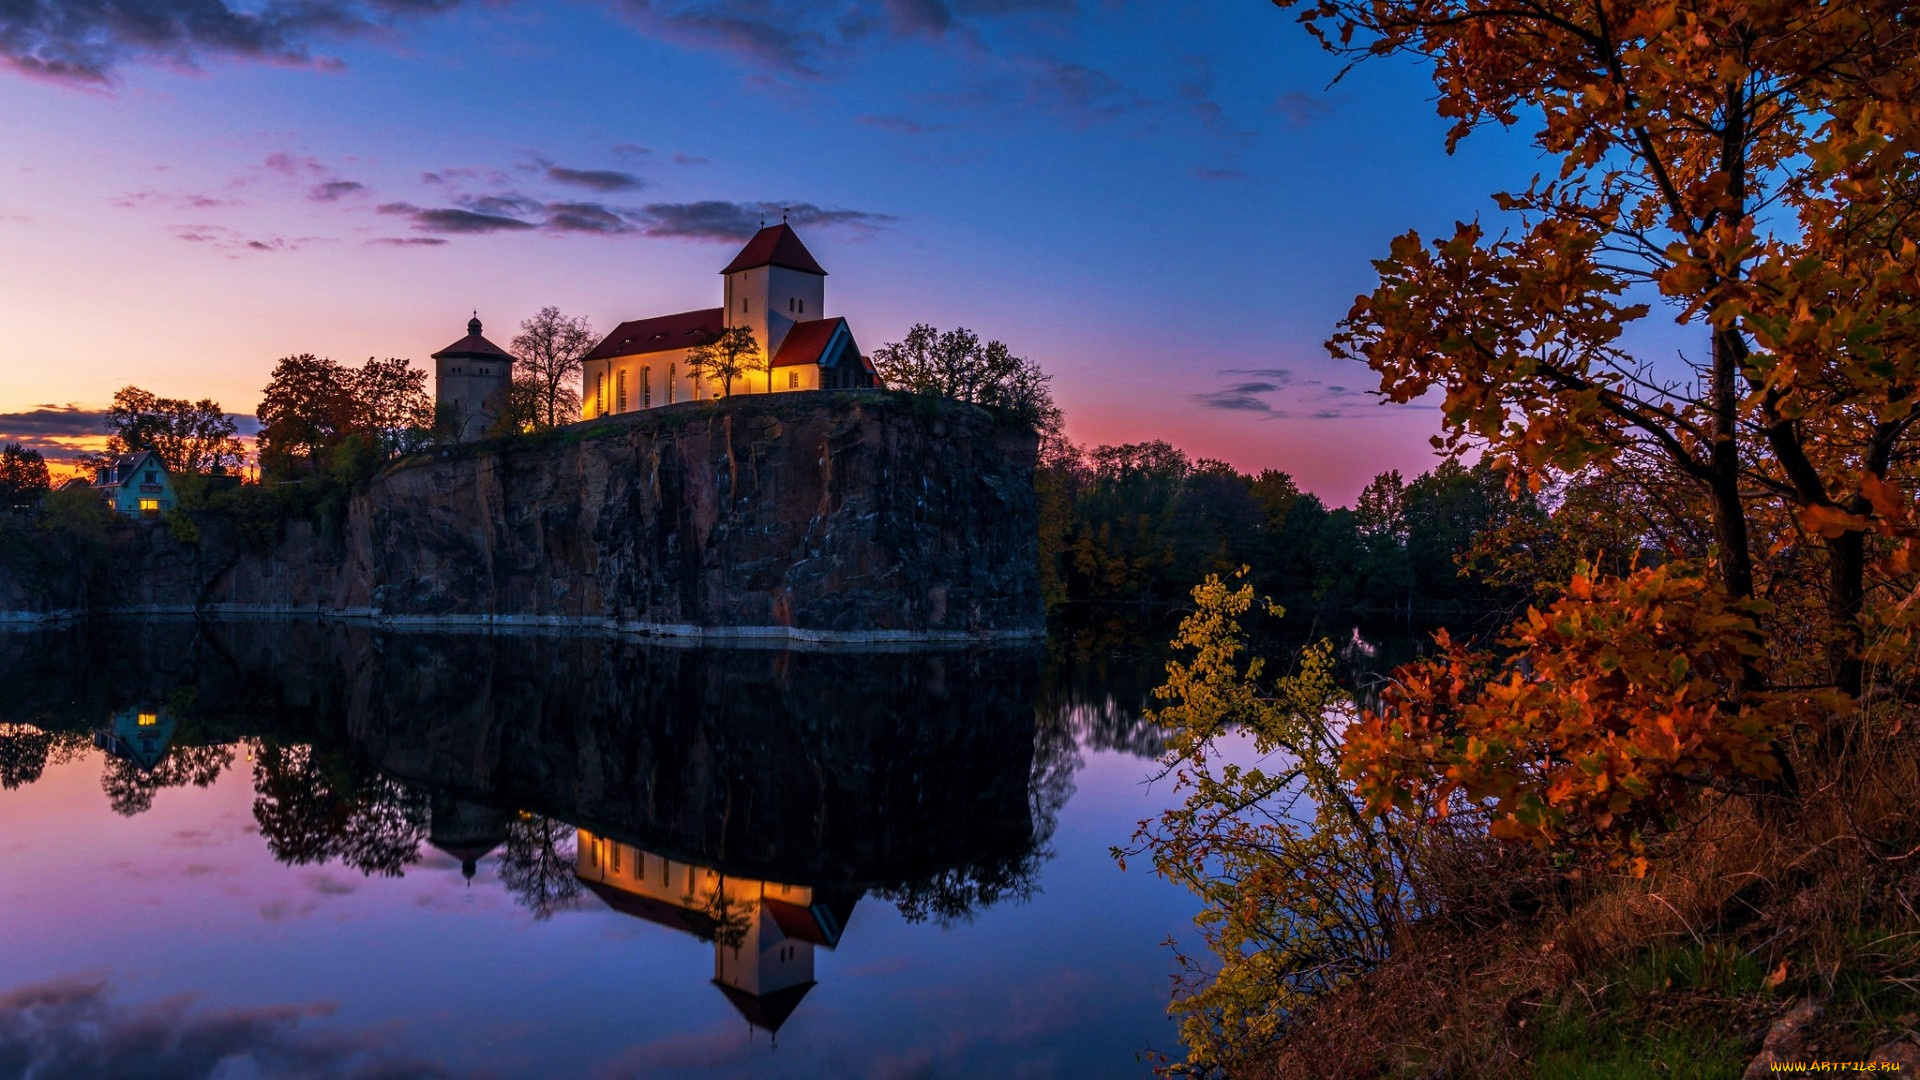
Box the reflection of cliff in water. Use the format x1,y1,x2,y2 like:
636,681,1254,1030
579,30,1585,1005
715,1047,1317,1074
0,619,1083,1032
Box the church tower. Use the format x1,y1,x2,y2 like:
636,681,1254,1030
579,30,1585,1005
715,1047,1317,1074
431,315,516,441
720,223,826,390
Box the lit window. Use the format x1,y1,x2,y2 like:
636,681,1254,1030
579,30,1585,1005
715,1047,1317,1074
137,712,159,727
788,370,799,389
610,845,621,874
642,366,651,409
617,368,627,411
667,363,676,405
595,372,605,414
138,498,159,513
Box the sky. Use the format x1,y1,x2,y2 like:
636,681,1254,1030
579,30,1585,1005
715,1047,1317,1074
0,0,1546,500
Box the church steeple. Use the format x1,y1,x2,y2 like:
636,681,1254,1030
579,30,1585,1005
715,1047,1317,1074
720,224,826,369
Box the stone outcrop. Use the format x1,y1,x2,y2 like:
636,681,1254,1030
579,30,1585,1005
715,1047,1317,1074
0,392,1043,641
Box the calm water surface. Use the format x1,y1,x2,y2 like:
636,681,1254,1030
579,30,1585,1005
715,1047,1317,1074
0,617,1427,1079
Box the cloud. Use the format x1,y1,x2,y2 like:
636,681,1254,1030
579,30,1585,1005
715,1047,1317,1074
367,236,447,247
264,152,327,177
1271,91,1333,128
1178,58,1253,144
611,0,842,75
1195,384,1283,413
309,179,366,201
0,0,467,84
172,224,319,254
545,201,636,234
0,977,455,1079
671,152,707,166
113,190,241,209
546,165,644,192
378,203,536,234
632,200,895,241
1195,367,1400,420
0,406,108,458
858,113,959,135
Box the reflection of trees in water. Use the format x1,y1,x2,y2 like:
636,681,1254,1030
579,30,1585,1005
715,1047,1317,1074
873,847,1043,926
497,813,582,920
101,744,235,816
0,724,90,790
251,742,429,878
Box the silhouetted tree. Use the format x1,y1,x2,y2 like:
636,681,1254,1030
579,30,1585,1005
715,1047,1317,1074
0,443,51,511
687,325,758,399
498,812,583,920
510,307,594,429
98,387,246,475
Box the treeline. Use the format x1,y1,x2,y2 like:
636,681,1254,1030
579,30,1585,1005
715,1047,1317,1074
1036,440,1542,613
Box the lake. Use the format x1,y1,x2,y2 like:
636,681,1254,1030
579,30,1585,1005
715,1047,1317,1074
0,615,1433,1078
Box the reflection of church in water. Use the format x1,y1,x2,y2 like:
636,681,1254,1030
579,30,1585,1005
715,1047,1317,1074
574,828,856,1037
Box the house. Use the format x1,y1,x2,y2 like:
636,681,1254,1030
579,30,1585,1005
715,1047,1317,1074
94,707,177,771
579,223,878,420
431,315,516,442
575,827,858,1038
93,450,177,518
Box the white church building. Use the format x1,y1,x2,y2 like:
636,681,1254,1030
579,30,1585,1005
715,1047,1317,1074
578,222,877,418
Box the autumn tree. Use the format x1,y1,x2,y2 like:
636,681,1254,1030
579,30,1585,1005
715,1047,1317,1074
255,354,432,479
0,443,51,511
100,387,246,474
686,325,758,399
1280,0,1920,743
256,354,355,477
509,306,593,429
351,356,435,457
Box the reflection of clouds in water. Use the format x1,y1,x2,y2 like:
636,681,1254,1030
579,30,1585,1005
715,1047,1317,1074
0,976,455,1080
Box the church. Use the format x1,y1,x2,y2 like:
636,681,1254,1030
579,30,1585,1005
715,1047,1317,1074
577,222,878,418
428,222,877,439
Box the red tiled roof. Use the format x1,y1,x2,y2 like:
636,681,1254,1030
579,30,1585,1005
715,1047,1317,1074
432,334,514,361
579,879,709,934
432,317,515,361
770,317,847,368
763,898,837,947
712,979,817,1035
720,224,827,276
583,307,726,362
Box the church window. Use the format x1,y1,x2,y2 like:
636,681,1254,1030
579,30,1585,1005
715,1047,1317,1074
617,368,628,411
788,370,799,389
742,297,749,313
667,363,676,405
595,373,605,415
798,298,804,314
642,367,652,409
610,844,621,874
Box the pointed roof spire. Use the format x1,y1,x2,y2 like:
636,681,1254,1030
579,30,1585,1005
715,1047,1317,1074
720,223,826,276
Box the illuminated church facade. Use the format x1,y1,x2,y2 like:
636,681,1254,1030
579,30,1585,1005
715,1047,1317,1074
578,223,878,420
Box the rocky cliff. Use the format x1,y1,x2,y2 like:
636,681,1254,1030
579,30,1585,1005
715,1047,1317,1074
0,392,1043,640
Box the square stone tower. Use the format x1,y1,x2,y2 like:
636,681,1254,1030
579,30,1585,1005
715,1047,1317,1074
431,315,516,441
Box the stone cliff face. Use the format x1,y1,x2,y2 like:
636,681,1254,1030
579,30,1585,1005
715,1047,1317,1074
1,393,1043,640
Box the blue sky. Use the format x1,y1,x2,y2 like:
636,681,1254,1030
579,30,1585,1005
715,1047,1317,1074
0,0,1544,498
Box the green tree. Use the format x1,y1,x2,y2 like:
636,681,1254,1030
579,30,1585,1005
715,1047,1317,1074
687,325,758,399
874,324,1064,439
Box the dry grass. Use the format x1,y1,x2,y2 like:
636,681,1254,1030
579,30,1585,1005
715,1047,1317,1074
1254,709,1920,1079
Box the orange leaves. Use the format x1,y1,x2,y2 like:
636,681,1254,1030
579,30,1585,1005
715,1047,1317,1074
1344,563,1837,864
